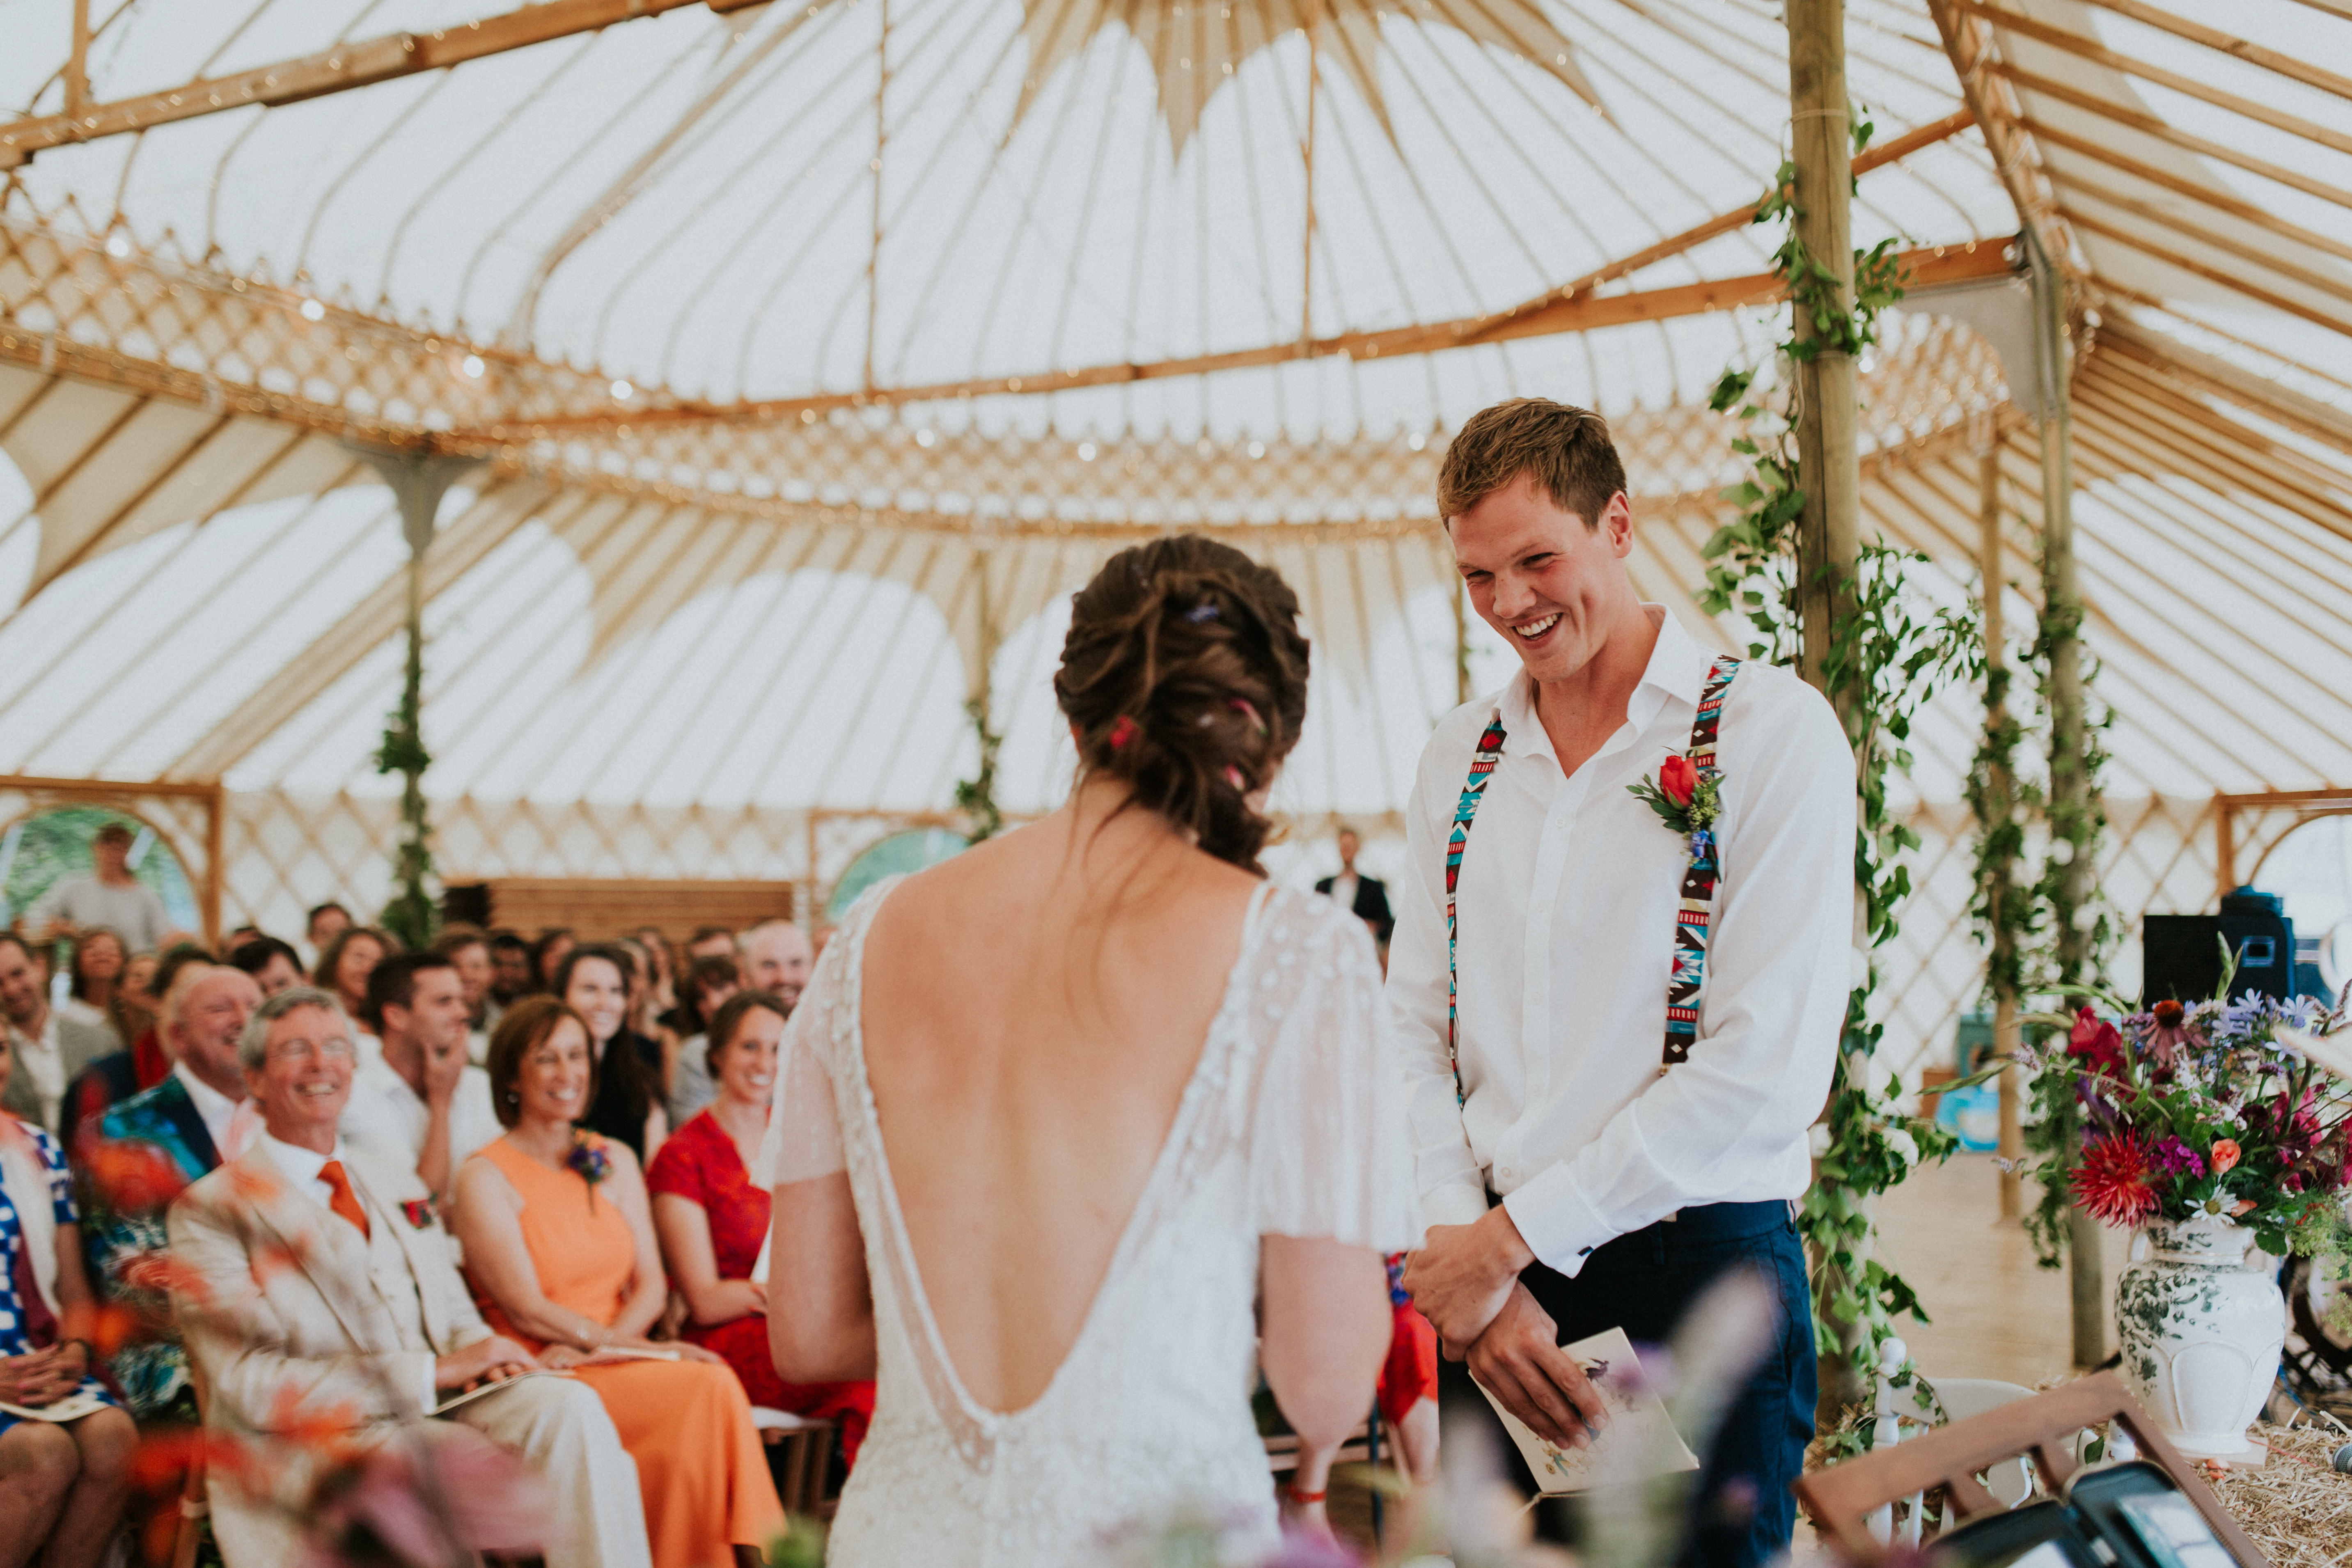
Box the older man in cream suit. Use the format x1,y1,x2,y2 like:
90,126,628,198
167,986,652,1568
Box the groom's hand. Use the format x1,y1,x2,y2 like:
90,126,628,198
1403,1206,1534,1353
1466,1284,1610,1450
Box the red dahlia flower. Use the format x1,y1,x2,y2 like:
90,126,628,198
2072,1128,2162,1227
2068,1006,2127,1077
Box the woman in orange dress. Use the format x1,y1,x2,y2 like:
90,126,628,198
454,996,784,1568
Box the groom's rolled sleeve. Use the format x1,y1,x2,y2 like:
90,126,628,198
1498,681,1853,1276
1389,731,1494,1232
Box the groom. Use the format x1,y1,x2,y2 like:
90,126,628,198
1396,399,1852,1567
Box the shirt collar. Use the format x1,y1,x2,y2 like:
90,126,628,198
257,1128,348,1189
173,1060,239,1123
3,1011,57,1050
1495,606,1715,761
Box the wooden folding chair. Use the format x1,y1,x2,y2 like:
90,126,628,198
752,1408,839,1519
1795,1372,2267,1565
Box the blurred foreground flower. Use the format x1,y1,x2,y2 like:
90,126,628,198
294,1428,552,1568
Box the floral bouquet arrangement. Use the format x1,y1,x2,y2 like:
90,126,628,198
2023,987,2352,1258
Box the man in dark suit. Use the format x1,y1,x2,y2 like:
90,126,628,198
77,963,261,1423
1314,827,1394,945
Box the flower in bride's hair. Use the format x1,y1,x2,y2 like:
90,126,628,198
1224,766,1247,791
1108,715,1139,750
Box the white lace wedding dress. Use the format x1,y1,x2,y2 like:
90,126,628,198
755,877,1420,1567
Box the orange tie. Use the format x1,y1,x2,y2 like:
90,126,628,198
319,1160,371,1241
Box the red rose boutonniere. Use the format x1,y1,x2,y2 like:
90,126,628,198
1627,752,1724,854
400,1198,438,1231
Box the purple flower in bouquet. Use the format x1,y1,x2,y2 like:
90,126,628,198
2148,1136,2205,1179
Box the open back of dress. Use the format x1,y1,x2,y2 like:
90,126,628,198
756,877,1418,1568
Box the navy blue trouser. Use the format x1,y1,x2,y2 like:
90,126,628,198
1437,1199,1817,1568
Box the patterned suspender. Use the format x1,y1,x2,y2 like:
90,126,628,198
1442,715,1509,1106
1442,655,1741,1103
1662,656,1742,1069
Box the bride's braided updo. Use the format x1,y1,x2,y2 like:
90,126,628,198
1054,535,1310,875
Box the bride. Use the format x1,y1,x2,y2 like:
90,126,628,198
759,535,1420,1565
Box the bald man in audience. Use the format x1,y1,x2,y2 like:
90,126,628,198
77,964,262,1423
738,919,813,1008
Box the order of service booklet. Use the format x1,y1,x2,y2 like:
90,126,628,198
1471,1326,1700,1495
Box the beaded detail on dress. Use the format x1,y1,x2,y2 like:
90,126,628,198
756,876,1419,1568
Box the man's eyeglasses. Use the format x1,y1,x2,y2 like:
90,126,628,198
266,1038,356,1064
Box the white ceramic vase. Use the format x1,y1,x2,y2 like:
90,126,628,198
2114,1215,2285,1461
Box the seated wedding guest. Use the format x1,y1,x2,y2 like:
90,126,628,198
227,934,304,997
631,928,678,1026
58,928,128,1054
615,938,678,1094
78,963,261,1424
0,1038,136,1568
454,997,782,1568
344,952,499,1205
435,924,499,1052
1314,826,1394,947
314,925,396,1062
1,935,116,1135
488,930,536,1006
21,825,170,955
303,901,351,965
651,992,873,1463
111,951,157,1047
737,919,811,1008
59,945,210,1132
554,946,666,1163
683,926,737,969
533,928,576,992
222,925,265,956
663,955,740,1128
167,986,651,1568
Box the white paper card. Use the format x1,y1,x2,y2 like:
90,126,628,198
0,1390,114,1424
1472,1326,1700,1495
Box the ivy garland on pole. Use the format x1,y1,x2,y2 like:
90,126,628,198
1702,110,1983,1434
375,624,438,952
954,695,1006,844
2019,573,2120,1265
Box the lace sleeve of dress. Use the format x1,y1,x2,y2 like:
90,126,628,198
1247,896,1425,1252
751,940,850,1189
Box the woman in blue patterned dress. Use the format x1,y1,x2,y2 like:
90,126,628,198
0,1030,136,1568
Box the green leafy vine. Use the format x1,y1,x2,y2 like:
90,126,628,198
1703,113,1982,1399
954,695,1006,844
375,623,438,951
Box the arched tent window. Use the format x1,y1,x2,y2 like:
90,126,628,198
827,828,968,924
0,805,201,949
2252,815,2352,1009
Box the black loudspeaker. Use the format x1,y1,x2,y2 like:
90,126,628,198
441,881,491,929
2143,887,2296,1007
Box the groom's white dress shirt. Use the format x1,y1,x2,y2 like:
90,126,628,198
1389,608,1855,1276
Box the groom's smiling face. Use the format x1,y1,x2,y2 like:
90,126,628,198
1449,471,1635,685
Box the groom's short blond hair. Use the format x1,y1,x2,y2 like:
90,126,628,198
1437,397,1627,530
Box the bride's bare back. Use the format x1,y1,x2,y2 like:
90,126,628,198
860,804,1261,1414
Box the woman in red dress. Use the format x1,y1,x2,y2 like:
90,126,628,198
649,990,874,1463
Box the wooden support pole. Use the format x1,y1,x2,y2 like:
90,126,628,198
202,782,225,948
65,0,92,116
2024,235,2104,1368
1787,0,1860,715
1788,0,1871,1428
1980,442,2025,1221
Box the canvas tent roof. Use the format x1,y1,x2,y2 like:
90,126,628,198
0,0,2347,1073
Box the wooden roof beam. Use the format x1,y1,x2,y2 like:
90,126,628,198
462,240,2016,441
1923,0,2077,282
1939,0,2352,160
2069,0,2352,107
0,0,759,171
